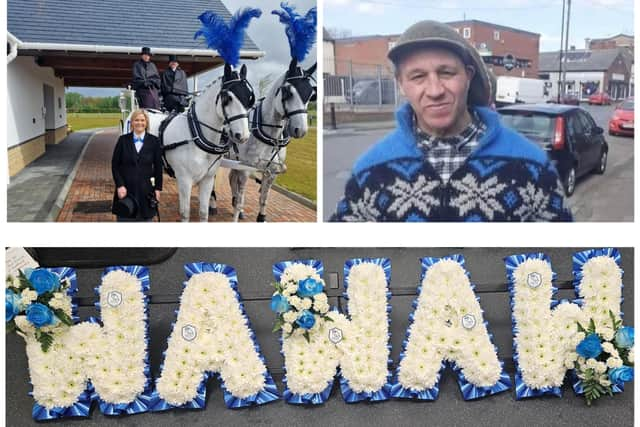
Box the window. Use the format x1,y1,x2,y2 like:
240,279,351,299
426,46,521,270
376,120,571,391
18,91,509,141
58,97,62,109
463,27,471,39
494,30,500,41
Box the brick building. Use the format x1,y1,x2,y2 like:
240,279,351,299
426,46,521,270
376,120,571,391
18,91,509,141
331,20,540,79
446,20,540,78
333,34,397,76
588,34,634,51
539,48,633,100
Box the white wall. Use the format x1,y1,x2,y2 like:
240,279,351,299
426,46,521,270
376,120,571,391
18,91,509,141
544,71,604,98
323,40,335,75
7,56,67,148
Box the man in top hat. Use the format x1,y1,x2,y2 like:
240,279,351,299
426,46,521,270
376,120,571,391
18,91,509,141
132,47,161,109
161,54,189,113
331,20,572,222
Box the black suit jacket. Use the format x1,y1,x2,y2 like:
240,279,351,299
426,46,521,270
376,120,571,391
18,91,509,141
111,132,163,219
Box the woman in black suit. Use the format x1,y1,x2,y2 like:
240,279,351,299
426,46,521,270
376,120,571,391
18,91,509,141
111,109,163,221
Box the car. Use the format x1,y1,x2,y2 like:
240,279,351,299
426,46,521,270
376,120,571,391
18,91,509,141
609,98,634,136
588,92,611,105
351,79,396,105
547,93,580,106
498,104,608,196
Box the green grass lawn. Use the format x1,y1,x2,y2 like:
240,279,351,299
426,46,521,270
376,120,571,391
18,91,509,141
275,126,317,202
67,113,121,131
67,113,317,202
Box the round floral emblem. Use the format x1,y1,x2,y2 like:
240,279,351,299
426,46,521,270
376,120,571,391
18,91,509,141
181,324,197,341
107,291,123,307
328,327,343,344
527,272,542,288
461,314,476,330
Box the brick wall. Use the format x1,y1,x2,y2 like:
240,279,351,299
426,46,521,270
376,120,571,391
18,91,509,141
450,22,539,78
334,36,397,75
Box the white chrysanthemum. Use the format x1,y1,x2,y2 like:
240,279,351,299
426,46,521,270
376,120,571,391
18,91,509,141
283,311,298,323
283,323,293,334
156,271,267,405
20,289,38,304
606,357,623,368
628,348,634,364
281,262,391,395
598,327,615,341
25,270,148,410
399,259,501,390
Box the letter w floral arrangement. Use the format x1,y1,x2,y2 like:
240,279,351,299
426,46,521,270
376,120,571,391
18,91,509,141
5,250,634,420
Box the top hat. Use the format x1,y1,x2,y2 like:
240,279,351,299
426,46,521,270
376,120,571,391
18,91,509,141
387,20,491,107
168,54,178,63
141,47,152,56
113,195,138,218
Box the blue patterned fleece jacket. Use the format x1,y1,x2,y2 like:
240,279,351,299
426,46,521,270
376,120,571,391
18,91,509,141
331,103,573,222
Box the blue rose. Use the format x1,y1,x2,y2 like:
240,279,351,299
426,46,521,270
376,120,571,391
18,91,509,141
6,289,22,322
27,269,60,295
25,303,57,328
576,334,602,359
295,310,316,330
270,294,290,313
609,366,634,385
615,327,634,349
297,277,323,298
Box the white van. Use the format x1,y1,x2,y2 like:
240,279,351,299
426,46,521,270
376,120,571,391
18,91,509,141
495,76,550,105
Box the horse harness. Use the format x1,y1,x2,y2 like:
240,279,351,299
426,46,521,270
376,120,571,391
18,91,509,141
159,75,255,178
238,70,316,170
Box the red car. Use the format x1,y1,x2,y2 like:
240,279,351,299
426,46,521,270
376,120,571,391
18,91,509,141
609,98,634,136
588,92,611,105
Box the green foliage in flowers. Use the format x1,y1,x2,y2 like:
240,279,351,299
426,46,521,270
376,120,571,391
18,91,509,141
5,270,74,352
574,310,634,406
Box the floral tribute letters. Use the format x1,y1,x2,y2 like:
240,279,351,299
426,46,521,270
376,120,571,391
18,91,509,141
392,255,512,400
7,266,152,420
151,262,279,410
271,259,392,404
506,248,633,404
6,251,633,419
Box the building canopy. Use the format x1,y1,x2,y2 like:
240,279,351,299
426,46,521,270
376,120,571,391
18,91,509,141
8,0,263,87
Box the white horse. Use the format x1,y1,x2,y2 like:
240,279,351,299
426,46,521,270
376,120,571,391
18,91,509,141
126,63,254,222
211,59,316,222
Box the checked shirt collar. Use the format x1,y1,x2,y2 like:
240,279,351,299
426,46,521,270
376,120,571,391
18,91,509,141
414,109,486,182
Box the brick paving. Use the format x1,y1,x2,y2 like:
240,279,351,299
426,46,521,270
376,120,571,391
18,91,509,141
57,129,317,222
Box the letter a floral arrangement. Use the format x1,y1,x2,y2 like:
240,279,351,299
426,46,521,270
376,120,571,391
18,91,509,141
5,249,634,421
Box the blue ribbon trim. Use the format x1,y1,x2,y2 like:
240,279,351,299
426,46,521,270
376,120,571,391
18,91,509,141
505,253,570,400
282,381,333,405
95,265,152,416
273,258,324,282
339,257,393,403
572,248,624,317
453,362,512,400
32,383,95,420
390,362,443,400
391,255,511,400
274,260,336,405
148,373,210,412
152,262,279,411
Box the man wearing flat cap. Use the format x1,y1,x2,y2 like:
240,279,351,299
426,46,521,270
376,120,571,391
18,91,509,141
161,55,189,113
132,47,161,109
331,20,572,222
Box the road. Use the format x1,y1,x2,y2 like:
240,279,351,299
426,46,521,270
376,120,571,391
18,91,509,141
323,104,633,221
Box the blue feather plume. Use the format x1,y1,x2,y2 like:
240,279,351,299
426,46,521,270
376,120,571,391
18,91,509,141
194,7,262,66
272,3,317,62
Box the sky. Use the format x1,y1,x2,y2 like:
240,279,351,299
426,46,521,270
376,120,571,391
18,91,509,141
69,0,317,97
324,0,634,52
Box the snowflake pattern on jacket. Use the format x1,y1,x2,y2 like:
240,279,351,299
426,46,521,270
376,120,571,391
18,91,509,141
330,104,573,222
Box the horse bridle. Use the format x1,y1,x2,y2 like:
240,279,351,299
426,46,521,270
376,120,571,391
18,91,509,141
275,72,316,119
181,74,256,155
